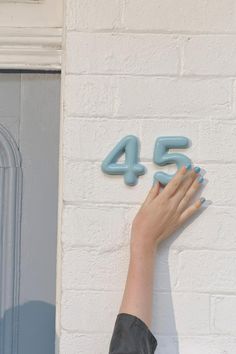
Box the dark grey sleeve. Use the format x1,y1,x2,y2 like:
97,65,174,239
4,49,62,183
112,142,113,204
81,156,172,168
108,313,158,354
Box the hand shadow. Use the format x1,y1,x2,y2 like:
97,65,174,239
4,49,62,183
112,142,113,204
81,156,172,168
152,178,211,353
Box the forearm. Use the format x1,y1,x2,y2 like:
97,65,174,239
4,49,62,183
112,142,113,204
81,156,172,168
110,166,206,353
118,242,157,328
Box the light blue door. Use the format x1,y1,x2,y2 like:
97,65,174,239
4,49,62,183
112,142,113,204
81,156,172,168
0,72,60,354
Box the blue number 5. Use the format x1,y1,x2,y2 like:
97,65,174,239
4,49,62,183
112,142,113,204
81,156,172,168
153,136,191,186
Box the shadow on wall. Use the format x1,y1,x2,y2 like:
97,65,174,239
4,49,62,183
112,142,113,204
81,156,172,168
0,301,56,354
153,203,208,354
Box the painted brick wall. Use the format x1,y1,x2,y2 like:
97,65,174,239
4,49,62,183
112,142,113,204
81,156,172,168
59,1,236,353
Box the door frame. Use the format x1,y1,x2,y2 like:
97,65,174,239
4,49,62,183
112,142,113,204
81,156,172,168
0,27,62,70
0,0,63,70
0,1,64,352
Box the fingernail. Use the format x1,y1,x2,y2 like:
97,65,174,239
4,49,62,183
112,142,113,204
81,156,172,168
200,197,206,205
186,163,192,171
198,176,204,183
194,166,201,173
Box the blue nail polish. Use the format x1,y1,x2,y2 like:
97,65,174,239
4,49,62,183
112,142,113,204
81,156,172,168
200,197,206,204
194,166,201,173
186,163,192,170
198,176,204,183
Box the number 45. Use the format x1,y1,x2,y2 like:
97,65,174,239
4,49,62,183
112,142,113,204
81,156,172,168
101,135,191,186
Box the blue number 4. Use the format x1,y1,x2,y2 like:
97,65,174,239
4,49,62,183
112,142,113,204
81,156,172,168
101,135,145,186
153,136,191,186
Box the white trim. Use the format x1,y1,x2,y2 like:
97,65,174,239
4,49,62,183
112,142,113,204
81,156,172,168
0,0,42,3
0,27,62,70
0,124,22,354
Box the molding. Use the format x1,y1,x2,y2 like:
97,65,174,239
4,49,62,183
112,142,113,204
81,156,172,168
0,27,62,70
0,124,22,354
0,0,42,3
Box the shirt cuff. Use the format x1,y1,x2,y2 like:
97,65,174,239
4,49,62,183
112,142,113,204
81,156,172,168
119,313,157,349
111,312,158,353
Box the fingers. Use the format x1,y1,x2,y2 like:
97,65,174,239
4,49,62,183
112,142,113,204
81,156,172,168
143,181,161,206
174,167,201,204
163,165,189,198
177,175,203,212
178,197,206,225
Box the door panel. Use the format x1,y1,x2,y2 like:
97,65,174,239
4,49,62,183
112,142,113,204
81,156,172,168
0,123,22,354
0,72,60,354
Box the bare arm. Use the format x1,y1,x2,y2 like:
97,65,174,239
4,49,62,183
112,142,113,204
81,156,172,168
119,165,206,328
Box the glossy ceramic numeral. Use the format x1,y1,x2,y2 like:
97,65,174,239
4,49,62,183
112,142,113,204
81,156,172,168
153,136,191,186
101,135,145,186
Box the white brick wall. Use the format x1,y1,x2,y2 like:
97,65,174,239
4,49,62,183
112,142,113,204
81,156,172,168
60,1,236,353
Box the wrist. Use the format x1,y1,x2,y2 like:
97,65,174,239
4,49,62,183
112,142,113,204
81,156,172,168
130,232,158,261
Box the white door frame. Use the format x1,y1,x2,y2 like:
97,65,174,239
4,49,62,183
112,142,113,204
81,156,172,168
0,0,63,70
0,2,64,352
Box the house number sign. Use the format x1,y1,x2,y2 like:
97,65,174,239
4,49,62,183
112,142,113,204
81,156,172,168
101,135,192,186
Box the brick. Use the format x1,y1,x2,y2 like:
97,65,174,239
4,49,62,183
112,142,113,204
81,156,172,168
64,76,232,118
63,161,236,205
66,0,122,31
178,336,236,354
198,163,236,206
183,35,236,76
60,331,111,354
63,160,94,202
114,77,232,117
62,221,179,292
91,161,151,204
172,206,236,251
60,333,236,353
61,290,121,332
176,251,236,292
61,247,129,290
199,120,236,162
62,205,129,249
64,75,115,117
63,159,149,204
140,119,200,161
63,118,140,161
124,0,236,33
66,33,180,75
211,295,236,335
152,292,210,335
153,246,179,291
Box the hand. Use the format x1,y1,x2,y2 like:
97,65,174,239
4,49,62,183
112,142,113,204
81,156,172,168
131,165,206,255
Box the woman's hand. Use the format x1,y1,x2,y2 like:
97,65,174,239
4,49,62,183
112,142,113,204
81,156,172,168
131,165,206,255
119,164,206,327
